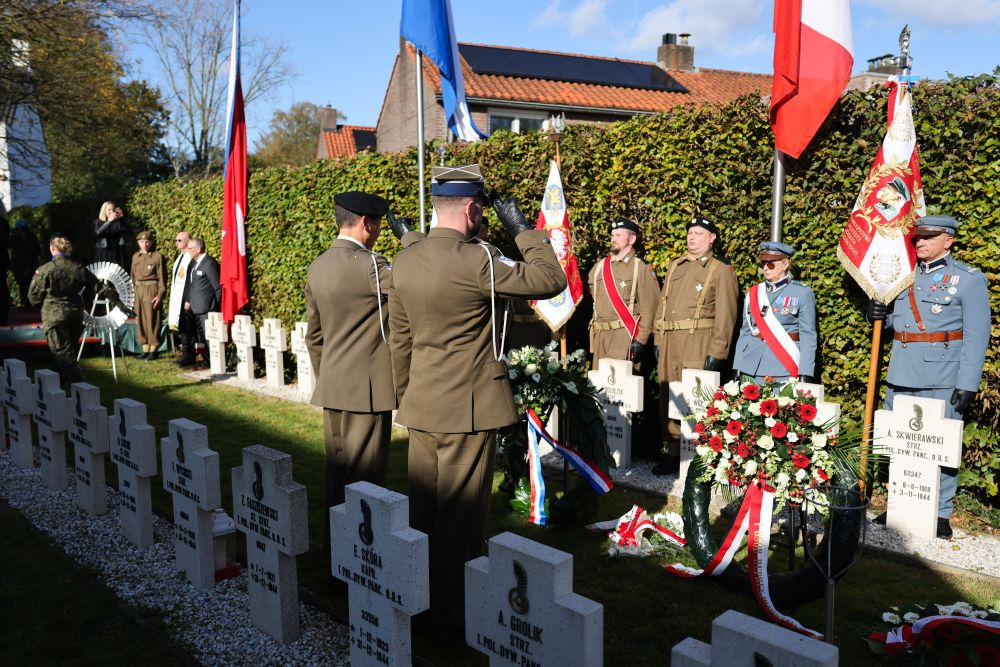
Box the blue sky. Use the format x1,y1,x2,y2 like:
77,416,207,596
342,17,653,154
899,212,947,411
125,0,1000,149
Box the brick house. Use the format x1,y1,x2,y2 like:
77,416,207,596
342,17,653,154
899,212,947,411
376,33,772,153
315,108,377,160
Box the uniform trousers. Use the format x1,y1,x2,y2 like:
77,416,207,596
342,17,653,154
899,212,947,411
323,408,391,510
45,314,84,385
134,282,163,350
408,428,495,633
885,385,963,519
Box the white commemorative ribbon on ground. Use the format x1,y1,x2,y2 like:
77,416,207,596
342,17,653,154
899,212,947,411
664,483,822,638
748,282,800,377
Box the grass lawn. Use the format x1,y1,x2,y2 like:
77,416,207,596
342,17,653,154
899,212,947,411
6,353,998,666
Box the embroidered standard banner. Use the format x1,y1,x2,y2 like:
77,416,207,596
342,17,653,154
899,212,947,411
600,258,639,343
749,283,800,377
531,160,584,331
838,78,926,304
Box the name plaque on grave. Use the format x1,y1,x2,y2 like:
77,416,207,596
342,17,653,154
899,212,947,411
259,319,287,388
204,312,228,375
69,383,109,514
230,315,257,381
331,482,429,667
290,322,315,397
35,369,71,490
587,358,642,467
4,358,36,469
110,398,159,548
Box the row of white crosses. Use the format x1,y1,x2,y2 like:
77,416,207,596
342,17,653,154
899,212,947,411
203,313,315,396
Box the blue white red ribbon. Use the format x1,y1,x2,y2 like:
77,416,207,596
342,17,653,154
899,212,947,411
526,408,613,495
525,410,547,525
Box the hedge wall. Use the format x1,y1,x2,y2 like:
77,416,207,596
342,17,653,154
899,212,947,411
120,72,998,498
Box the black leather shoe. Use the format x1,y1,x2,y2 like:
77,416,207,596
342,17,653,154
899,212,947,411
177,356,195,367
936,518,953,539
873,513,887,526
651,455,680,476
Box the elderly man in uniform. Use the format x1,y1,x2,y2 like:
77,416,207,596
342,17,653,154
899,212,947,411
130,231,168,360
588,219,661,369
305,191,420,522
652,215,740,475
733,241,817,382
389,164,566,643
866,215,990,538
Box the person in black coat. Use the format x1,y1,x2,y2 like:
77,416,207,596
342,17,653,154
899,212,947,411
178,237,220,366
94,201,130,267
9,218,40,308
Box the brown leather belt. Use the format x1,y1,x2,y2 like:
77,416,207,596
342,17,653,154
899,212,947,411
753,331,799,341
590,319,624,331
893,329,963,344
135,279,159,285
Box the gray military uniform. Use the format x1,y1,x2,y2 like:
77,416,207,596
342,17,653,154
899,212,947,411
733,277,817,380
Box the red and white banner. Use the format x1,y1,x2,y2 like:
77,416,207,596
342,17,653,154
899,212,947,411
838,79,925,304
531,160,584,331
770,0,853,158
749,283,800,377
220,0,249,323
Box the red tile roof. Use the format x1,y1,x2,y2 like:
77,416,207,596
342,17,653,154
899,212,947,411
321,125,377,159
410,43,770,113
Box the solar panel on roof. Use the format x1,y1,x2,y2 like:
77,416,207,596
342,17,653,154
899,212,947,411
459,45,687,93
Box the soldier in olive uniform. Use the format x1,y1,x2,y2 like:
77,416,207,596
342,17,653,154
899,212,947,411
389,165,566,642
733,242,817,382
28,234,104,385
866,215,990,538
130,231,168,360
588,219,661,369
653,215,740,474
305,192,421,518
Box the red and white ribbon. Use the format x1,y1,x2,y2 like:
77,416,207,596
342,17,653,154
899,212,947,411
883,615,1000,653
601,257,640,345
749,283,800,377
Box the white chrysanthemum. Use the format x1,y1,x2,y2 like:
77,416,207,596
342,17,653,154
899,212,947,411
748,402,762,416
714,400,729,411
531,373,541,383
795,468,808,482
743,460,758,475
811,433,828,449
777,396,794,407
776,472,790,487
882,612,901,624
723,430,737,444
787,432,799,443
764,417,777,428
723,380,740,396
721,449,732,459
695,445,710,456
757,434,774,450
730,411,741,420
902,612,920,623
525,363,538,375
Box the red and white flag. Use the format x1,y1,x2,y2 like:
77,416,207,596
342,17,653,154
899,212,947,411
531,160,583,331
838,79,925,303
770,0,853,158
220,0,248,323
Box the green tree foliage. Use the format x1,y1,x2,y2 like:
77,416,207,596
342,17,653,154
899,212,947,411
124,72,1000,499
254,102,339,168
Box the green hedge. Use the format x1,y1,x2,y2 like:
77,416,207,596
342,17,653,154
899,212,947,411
117,71,999,499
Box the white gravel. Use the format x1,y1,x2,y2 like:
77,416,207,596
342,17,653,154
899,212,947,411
0,454,349,666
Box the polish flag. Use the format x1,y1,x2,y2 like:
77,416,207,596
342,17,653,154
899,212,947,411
770,0,853,158
220,0,248,322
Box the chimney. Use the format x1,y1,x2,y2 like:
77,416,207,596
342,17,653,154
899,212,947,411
320,106,341,132
658,33,694,72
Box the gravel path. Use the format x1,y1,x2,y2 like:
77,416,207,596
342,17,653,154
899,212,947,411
0,455,349,666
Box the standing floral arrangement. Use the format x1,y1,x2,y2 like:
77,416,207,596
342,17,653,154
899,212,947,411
498,342,613,525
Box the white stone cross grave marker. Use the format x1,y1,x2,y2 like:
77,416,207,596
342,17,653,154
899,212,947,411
232,445,309,643
34,369,71,490
230,315,257,382
671,609,837,667
204,312,228,375
588,358,643,466
4,358,36,469
466,531,603,667
68,383,109,514
259,319,288,388
109,399,159,548
668,369,721,487
161,418,222,589
874,395,963,540
331,482,429,667
290,322,315,397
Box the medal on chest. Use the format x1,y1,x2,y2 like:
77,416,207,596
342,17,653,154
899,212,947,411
619,280,627,290
695,283,703,293
931,304,943,314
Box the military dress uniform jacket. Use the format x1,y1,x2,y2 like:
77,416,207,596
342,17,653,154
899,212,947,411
130,250,167,301
733,278,817,378
389,228,566,433
885,254,990,392
305,237,400,413
654,252,740,383
587,251,661,363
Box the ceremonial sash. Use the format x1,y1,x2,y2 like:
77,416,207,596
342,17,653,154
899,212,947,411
748,283,800,377
601,258,640,344
664,483,822,639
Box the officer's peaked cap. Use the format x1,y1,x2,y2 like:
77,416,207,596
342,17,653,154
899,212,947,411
759,241,795,259
914,215,959,236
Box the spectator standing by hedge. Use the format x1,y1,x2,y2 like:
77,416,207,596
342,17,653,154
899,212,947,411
179,238,220,367
9,218,40,307
866,215,990,539
94,201,129,267
130,231,167,360
167,230,192,358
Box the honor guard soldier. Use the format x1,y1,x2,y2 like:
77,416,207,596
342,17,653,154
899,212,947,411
733,242,817,382
866,215,990,538
652,215,739,474
388,164,566,643
305,190,420,526
130,230,168,360
588,218,661,369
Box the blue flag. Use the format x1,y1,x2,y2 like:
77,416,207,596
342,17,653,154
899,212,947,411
401,0,487,141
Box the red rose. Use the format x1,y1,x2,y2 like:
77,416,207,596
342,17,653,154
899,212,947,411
976,646,1000,667
726,421,742,436
947,654,974,667
770,422,787,438
706,406,720,418
799,403,818,421
709,436,723,452
737,443,750,458
792,453,811,468
742,384,761,400
760,399,778,417
695,422,707,435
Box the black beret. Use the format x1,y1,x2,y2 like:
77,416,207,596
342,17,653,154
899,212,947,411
687,215,719,236
609,218,641,235
334,191,390,217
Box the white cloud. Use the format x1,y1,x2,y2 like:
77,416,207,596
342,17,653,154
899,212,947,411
860,0,1000,27
534,0,614,38
620,0,768,58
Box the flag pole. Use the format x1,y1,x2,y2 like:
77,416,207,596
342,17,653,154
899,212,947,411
415,48,427,232
770,148,787,243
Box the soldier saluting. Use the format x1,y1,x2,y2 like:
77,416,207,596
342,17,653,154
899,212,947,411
388,164,566,643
